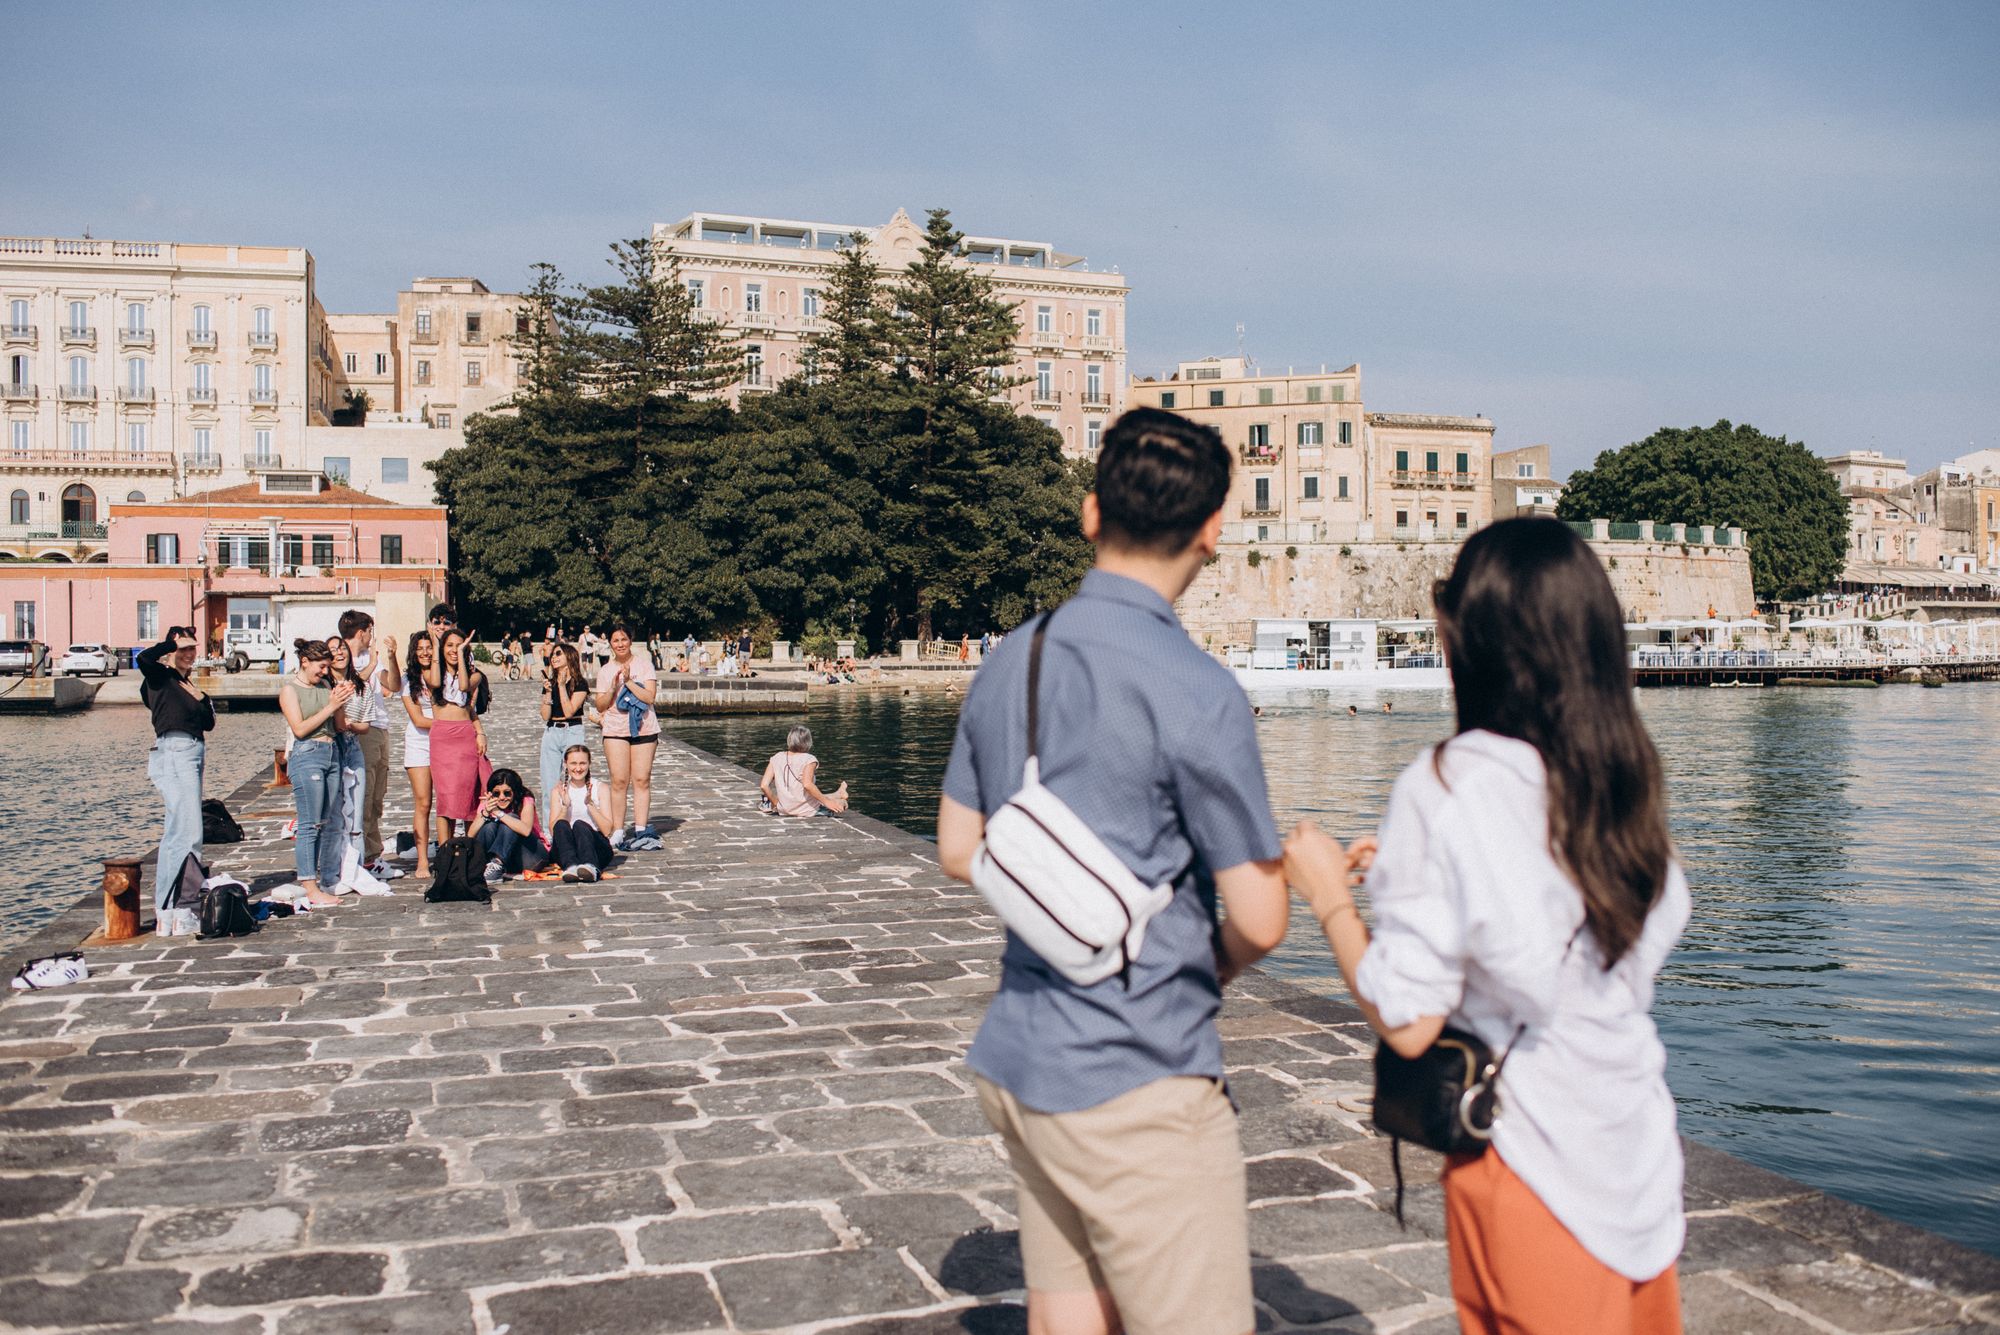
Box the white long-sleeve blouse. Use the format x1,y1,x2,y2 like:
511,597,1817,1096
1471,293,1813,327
1353,729,1691,1281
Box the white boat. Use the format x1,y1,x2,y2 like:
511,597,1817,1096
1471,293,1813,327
1227,618,1453,693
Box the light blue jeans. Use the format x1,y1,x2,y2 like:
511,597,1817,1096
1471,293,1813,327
541,723,586,818
335,731,365,873
290,740,344,886
148,732,205,913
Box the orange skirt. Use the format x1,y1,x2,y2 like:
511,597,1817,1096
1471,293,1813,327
1444,1149,1681,1335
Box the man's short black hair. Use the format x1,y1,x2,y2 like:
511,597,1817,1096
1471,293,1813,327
337,609,373,638
1092,407,1232,555
427,603,454,623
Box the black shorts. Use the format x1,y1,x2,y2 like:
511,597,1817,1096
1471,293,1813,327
608,733,659,747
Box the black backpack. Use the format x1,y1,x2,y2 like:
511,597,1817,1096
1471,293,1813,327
425,837,491,903
202,798,244,845
196,882,259,940
163,851,208,912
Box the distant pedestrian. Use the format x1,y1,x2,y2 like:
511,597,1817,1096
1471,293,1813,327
737,627,752,660
279,640,354,908
934,408,1286,1334
958,633,970,663
683,632,696,661
1284,518,1689,1334
138,626,212,934
594,626,662,850
979,631,992,658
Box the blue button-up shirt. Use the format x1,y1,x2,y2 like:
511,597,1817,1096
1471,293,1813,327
943,569,1281,1112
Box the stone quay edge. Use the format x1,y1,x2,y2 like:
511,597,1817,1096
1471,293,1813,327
1,688,1995,1333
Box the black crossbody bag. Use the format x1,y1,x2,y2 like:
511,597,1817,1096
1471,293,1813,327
1369,927,1581,1224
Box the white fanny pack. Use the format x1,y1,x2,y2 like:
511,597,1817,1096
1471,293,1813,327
971,613,1177,987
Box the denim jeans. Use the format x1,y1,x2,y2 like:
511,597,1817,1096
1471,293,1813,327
290,740,343,886
475,819,544,874
540,723,586,817
148,732,205,913
335,732,365,870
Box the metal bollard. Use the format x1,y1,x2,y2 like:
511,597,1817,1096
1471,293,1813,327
272,746,290,788
101,855,146,941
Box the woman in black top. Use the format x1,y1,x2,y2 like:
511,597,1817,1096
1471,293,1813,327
138,627,215,931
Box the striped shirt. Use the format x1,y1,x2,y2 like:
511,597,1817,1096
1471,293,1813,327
943,569,1280,1113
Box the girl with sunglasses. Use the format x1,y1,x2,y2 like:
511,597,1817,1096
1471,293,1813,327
467,767,546,884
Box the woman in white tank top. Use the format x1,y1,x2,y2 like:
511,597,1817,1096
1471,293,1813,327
549,744,614,882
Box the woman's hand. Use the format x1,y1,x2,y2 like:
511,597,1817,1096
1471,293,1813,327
331,680,356,705
1283,821,1364,926
475,728,488,757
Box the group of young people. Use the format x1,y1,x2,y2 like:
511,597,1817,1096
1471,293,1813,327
268,610,670,897
935,409,1690,1335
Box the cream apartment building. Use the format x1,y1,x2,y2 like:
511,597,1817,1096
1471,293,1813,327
393,277,524,428
654,209,1129,455
1491,443,1564,517
1125,357,1494,544
1,235,334,560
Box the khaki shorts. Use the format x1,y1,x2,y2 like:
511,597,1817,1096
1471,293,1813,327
976,1074,1252,1335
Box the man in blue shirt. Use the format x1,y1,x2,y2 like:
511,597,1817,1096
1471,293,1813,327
937,408,1287,1335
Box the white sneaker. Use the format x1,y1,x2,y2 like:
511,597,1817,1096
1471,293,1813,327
13,953,88,990
367,859,406,881
153,908,199,939
608,827,627,850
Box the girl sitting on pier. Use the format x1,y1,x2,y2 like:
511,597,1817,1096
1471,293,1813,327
1284,516,1690,1335
467,768,546,884
548,744,614,882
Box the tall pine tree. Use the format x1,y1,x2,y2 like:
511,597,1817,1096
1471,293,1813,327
806,238,892,382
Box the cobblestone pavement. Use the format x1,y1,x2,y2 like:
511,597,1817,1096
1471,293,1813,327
1,687,1996,1332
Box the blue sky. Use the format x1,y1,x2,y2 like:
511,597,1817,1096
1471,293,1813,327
7,1,1996,475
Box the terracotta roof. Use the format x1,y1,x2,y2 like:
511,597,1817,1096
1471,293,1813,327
173,481,419,507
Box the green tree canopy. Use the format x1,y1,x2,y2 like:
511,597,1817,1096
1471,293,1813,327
1555,420,1847,601
434,219,1091,644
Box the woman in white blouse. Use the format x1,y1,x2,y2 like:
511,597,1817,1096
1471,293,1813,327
1286,517,1690,1335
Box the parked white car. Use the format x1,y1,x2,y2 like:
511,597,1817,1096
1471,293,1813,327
0,640,49,676
59,643,121,677
220,628,284,673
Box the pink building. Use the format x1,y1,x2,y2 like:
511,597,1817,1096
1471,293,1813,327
0,471,447,654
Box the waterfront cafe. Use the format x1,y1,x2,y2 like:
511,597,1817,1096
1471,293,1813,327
1243,617,1441,671
1627,618,1775,668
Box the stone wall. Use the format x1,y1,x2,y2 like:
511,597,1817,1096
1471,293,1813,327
1176,534,1756,650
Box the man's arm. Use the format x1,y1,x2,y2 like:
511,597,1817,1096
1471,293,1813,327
936,795,985,884
1213,858,1289,983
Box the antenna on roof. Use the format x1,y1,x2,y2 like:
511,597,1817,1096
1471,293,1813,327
1235,322,1246,366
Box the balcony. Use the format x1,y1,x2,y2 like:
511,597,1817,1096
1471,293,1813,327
740,309,779,330
249,388,278,406
248,331,278,351
1239,444,1283,466
0,450,171,474
183,452,222,472
1083,391,1112,410
188,386,218,405
1242,505,1282,519
1031,388,1062,409
47,521,109,541
1029,329,1063,350
410,328,438,345
186,328,217,350
119,327,155,349
1392,470,1481,490
2,381,33,402
2,323,34,343
462,329,486,345
244,453,284,470
118,385,155,404
1082,334,1114,352
60,325,95,345
413,375,433,387
57,383,95,402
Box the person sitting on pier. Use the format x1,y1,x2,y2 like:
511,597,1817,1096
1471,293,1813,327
759,725,849,817
549,744,614,882
467,768,547,883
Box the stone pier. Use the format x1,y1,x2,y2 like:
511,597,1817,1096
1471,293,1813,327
1,690,1995,1332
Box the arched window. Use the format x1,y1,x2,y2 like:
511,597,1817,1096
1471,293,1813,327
8,489,26,525
125,490,146,502
61,483,96,524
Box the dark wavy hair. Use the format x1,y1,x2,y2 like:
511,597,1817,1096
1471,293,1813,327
1434,517,1671,967
484,767,529,815
404,630,433,700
